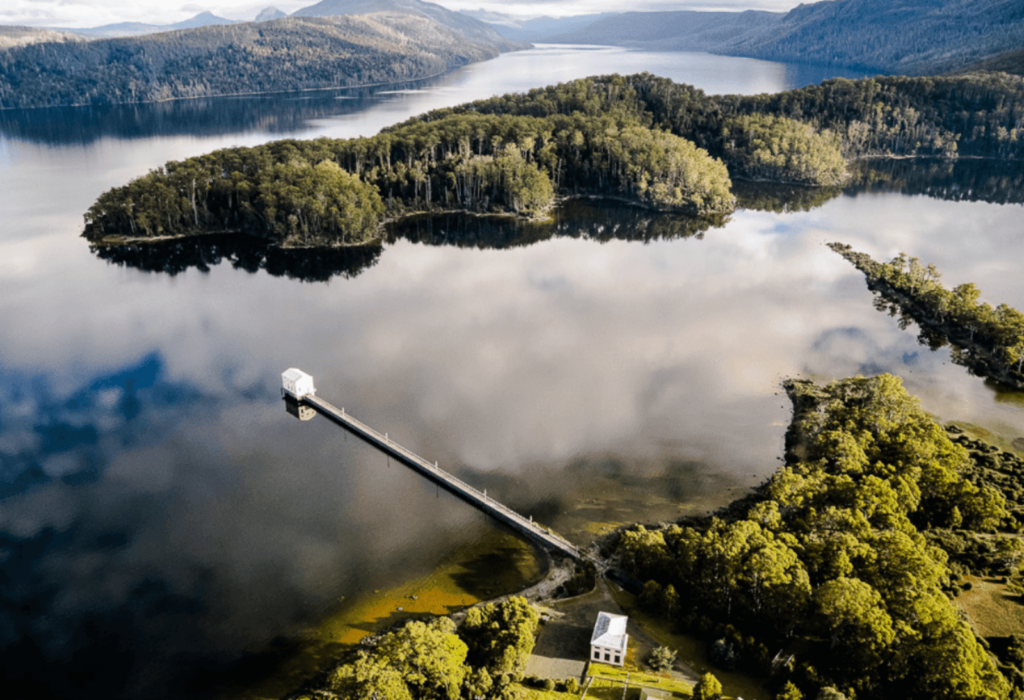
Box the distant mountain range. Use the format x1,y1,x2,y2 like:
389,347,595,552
472,0,1024,76
293,0,508,46
23,1,511,47
725,0,1024,75
255,7,287,22
539,11,781,53
58,11,239,40
3,0,1021,112
459,10,619,43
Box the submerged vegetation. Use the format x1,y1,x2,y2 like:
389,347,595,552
616,374,1015,700
830,243,1024,390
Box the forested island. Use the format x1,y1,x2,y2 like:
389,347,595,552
830,244,1024,390
83,71,1024,250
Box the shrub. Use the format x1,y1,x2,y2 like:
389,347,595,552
648,645,677,671
693,672,723,700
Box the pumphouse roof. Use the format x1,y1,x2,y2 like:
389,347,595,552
591,611,628,651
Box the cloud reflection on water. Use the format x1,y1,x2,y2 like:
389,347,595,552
1,44,1023,700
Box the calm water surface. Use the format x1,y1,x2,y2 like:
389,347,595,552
0,46,1020,699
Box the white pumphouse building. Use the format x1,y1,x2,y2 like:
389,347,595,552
590,611,628,666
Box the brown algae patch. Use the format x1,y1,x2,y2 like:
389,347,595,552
228,529,544,700
316,530,543,645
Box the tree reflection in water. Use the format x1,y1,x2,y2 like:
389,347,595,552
87,158,1024,282
91,235,384,282
89,200,725,280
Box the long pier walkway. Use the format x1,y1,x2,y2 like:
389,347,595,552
300,392,589,563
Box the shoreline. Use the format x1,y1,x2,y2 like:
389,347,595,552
220,529,548,700
830,243,1024,391
0,54,513,113
83,193,734,249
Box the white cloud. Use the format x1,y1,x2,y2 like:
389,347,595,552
1,0,805,29
0,0,308,28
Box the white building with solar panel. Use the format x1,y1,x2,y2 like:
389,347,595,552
590,611,628,666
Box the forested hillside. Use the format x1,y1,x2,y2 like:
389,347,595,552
540,10,779,52
0,14,506,110
294,0,515,47
724,0,1024,75
515,0,1024,76
451,73,1024,164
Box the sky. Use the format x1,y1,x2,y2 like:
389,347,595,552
2,0,805,30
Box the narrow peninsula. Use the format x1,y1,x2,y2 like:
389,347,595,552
830,243,1024,390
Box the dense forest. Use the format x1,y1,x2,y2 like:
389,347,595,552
86,159,1024,280
617,374,1014,700
0,14,504,110
84,72,1024,248
454,72,1024,162
82,95,738,246
88,200,720,281
830,244,1024,390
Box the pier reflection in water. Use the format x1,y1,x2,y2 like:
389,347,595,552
1,43,1021,700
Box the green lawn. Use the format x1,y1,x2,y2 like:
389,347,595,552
589,663,692,698
518,685,581,700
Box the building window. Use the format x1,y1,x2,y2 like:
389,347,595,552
614,655,620,664
604,652,610,661
593,649,599,659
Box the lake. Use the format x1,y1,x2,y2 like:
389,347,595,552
1,45,1021,700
